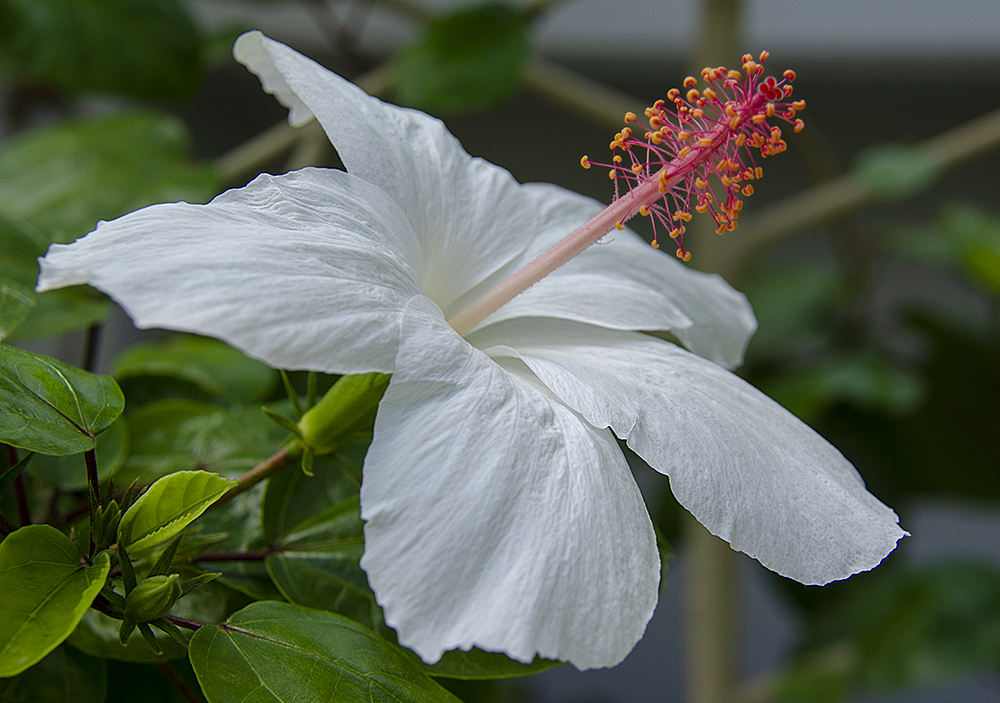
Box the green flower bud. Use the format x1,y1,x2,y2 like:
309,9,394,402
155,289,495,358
298,373,389,454
125,574,183,623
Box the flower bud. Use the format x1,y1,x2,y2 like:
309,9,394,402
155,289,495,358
298,373,389,454
125,574,183,623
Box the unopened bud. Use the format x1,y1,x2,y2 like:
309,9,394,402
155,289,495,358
125,574,183,623
298,373,389,454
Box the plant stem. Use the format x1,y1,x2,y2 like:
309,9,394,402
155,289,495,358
211,445,300,507
164,614,205,631
0,509,16,536
156,663,204,703
82,322,102,372
7,443,30,526
194,549,273,562
85,448,100,503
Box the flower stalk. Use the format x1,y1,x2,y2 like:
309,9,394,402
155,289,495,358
448,52,802,336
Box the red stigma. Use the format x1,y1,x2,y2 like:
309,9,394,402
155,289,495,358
583,52,803,259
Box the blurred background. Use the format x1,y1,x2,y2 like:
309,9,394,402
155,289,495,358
2,1,999,702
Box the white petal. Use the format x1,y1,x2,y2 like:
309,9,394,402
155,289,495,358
360,297,659,669
465,184,757,369
38,169,423,374
234,31,542,313
473,319,906,585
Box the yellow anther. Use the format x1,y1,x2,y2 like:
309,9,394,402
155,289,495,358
727,159,740,170
701,67,713,80
622,127,633,139
680,250,692,261
686,89,700,103
793,119,805,132
695,177,708,189
692,108,705,118
742,53,753,63
734,133,746,147
716,160,727,172
766,103,776,117
677,131,691,141
608,170,616,179
613,155,622,163
669,228,682,239
639,205,650,216
667,88,680,101
615,221,624,230
645,107,657,118
624,111,637,122
728,220,739,231
651,240,660,249
783,69,796,81
759,50,770,62
650,133,663,145
631,163,644,174
683,76,697,88
725,104,737,117
695,202,708,213
698,137,713,147
580,155,591,169
742,184,754,196
716,224,727,235
793,100,806,110
653,99,666,110
743,61,758,74
751,113,767,124
755,167,763,178
658,171,669,190
721,174,734,186
703,88,718,101
783,85,794,97
727,70,742,80
678,146,691,158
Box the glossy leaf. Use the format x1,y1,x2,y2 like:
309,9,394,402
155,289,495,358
118,470,236,552
0,215,109,342
423,648,558,680
0,646,107,703
114,335,276,404
0,284,33,342
30,416,128,490
395,2,530,113
189,601,462,703
67,610,186,663
0,0,201,99
0,345,124,455
0,525,111,677
0,112,217,247
118,399,288,485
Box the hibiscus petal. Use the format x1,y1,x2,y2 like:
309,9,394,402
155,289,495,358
38,168,423,374
234,31,542,312
473,318,906,586
462,184,757,369
360,297,659,669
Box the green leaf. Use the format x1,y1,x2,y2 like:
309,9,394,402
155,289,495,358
0,112,218,247
0,284,33,342
118,399,290,484
189,601,462,703
423,649,558,680
395,2,530,114
0,345,124,455
113,336,276,405
29,416,128,490
0,0,201,99
855,143,942,201
0,646,107,703
67,609,186,663
118,470,236,552
779,563,1000,700
965,245,1000,294
191,482,282,601
0,525,111,677
265,497,376,626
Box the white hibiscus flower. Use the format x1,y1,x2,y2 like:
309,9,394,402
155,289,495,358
36,32,904,670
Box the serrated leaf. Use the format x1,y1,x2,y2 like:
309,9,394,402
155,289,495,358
29,416,128,490
189,601,462,703
0,646,107,703
118,399,289,485
118,470,236,552
395,2,530,114
0,0,201,99
0,112,218,247
113,335,276,404
0,525,111,677
0,345,124,455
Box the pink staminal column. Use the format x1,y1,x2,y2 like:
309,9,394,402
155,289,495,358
448,51,804,337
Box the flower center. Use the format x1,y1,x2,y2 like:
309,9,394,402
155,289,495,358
447,51,803,337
